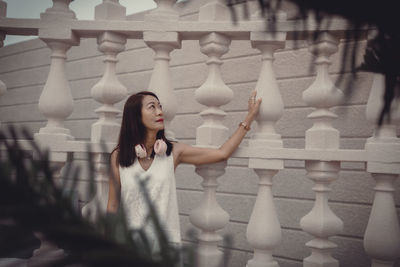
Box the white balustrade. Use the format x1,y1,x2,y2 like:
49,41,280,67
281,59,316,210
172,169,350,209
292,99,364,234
35,0,78,141
146,0,179,21
41,0,75,20
36,41,75,139
82,0,127,220
194,33,232,146
2,1,400,266
245,28,286,267
91,31,127,143
33,0,79,181
82,152,110,221
188,27,232,267
300,32,344,267
23,1,79,264
198,0,231,21
144,1,180,140
190,162,229,267
364,73,400,267
94,0,126,20
91,1,127,143
144,32,180,140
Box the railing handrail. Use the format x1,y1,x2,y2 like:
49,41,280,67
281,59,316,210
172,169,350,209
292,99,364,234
0,17,368,41
1,139,369,162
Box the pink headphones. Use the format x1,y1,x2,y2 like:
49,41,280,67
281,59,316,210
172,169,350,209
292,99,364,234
135,139,167,158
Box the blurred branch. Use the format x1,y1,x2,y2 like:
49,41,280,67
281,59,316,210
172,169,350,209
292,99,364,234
0,126,179,267
226,0,400,125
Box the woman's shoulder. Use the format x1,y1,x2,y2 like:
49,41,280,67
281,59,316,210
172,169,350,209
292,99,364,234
171,141,193,158
110,148,119,166
110,148,119,157
171,141,187,152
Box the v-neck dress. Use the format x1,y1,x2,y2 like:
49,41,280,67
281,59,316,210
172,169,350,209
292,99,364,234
119,154,181,246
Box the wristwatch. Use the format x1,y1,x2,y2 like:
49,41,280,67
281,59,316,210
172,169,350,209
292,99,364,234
239,121,251,131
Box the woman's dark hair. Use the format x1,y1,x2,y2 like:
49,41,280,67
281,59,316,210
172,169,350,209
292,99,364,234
114,91,173,167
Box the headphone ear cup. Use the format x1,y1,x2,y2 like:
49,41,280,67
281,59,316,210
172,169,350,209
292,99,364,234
135,144,147,158
154,139,167,155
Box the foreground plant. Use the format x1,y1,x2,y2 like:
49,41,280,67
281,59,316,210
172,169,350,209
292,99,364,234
0,127,182,267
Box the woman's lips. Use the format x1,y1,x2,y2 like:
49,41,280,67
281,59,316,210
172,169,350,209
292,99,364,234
156,118,164,122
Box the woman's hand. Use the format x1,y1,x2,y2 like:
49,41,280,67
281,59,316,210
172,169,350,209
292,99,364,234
246,90,262,122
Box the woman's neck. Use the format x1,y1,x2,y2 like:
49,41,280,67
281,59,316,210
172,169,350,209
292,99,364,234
144,130,157,153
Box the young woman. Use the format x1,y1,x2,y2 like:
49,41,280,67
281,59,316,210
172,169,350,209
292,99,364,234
107,90,261,250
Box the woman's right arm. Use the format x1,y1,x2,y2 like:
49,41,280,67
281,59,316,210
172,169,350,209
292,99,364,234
106,150,121,213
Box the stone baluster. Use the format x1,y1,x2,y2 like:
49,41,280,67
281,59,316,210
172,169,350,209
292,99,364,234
146,0,179,21
364,73,400,267
188,13,232,266
35,41,75,140
246,29,286,267
300,32,344,267
0,1,6,129
90,31,127,143
94,0,126,20
91,1,127,143
144,0,180,140
81,0,127,220
198,0,231,21
34,0,78,144
33,0,79,178
81,152,110,220
28,1,78,264
190,162,229,267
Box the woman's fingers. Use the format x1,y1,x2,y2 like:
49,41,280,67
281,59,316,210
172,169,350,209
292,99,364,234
247,90,261,118
253,98,262,109
248,90,257,107
248,90,256,102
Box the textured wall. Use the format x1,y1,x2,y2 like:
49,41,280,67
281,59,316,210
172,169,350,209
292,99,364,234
0,1,399,267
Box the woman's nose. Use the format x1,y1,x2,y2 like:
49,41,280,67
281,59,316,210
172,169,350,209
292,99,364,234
156,107,163,116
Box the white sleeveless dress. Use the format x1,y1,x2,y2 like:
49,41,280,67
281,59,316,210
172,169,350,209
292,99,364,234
119,154,181,247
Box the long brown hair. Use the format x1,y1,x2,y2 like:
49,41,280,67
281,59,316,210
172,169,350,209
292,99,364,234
114,91,172,167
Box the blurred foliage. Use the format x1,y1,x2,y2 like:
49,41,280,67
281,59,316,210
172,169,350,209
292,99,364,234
0,127,184,267
226,0,399,125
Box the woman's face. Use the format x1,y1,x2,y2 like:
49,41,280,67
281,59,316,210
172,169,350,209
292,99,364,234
141,95,164,132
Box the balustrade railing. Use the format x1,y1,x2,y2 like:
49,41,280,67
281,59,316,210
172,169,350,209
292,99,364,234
144,0,180,141
245,8,286,266
364,73,400,267
300,32,344,267
0,1,399,267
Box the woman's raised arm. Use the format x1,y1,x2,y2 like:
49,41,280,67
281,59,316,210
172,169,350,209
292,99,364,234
174,90,261,167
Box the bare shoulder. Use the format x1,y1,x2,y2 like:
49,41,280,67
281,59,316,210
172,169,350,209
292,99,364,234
172,142,191,155
172,141,187,151
171,142,181,157
110,148,119,166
